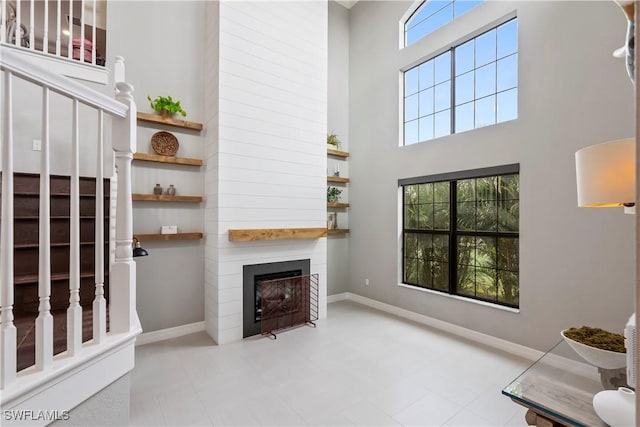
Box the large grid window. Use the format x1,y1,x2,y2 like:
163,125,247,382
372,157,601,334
401,165,520,308
404,18,518,145
405,0,483,47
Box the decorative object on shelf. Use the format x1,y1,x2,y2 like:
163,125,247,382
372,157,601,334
327,213,337,230
333,163,340,177
327,186,342,203
593,387,635,427
561,328,626,369
166,184,176,196
132,237,149,257
327,133,341,149
161,225,178,235
147,95,187,118
153,184,163,195
151,131,179,156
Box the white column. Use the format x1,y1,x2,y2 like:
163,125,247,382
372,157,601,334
110,81,137,333
1,71,17,388
67,99,82,356
93,110,106,344
36,87,53,370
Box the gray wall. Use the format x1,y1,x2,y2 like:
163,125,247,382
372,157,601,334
327,1,350,296
107,1,206,332
348,1,635,351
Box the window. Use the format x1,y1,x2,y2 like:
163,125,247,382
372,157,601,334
400,165,520,308
404,18,518,145
405,0,484,47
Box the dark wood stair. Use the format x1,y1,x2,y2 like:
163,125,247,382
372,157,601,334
1,172,110,371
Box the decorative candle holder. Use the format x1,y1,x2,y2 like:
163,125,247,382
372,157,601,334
166,184,176,196
153,184,163,195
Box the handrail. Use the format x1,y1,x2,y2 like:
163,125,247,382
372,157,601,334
0,47,127,118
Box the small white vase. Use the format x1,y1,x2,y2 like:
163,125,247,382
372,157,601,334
593,387,635,427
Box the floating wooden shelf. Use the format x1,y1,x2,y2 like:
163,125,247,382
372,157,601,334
327,176,349,184
133,152,203,167
134,233,203,241
132,194,203,203
328,229,350,235
137,112,203,131
327,202,349,208
228,227,327,242
327,148,349,158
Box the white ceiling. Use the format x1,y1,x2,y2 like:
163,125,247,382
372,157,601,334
335,0,359,9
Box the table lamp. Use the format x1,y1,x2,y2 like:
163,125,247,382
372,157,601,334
575,137,636,426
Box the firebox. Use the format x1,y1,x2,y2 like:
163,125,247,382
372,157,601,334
242,259,310,338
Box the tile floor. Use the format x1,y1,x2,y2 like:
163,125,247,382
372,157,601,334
130,301,531,426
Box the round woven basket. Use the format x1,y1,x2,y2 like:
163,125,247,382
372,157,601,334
151,131,179,156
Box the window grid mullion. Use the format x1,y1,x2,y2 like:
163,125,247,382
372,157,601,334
450,47,455,135
449,180,457,296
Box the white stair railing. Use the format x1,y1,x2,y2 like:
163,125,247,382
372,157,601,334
0,46,140,411
1,0,105,66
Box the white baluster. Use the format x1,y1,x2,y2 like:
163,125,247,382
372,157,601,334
91,0,96,65
0,0,6,44
67,99,82,356
36,87,53,370
15,0,21,47
114,56,125,86
67,0,73,59
1,71,17,388
79,0,85,63
29,0,34,49
43,0,49,54
56,0,61,56
93,110,106,344
110,81,137,333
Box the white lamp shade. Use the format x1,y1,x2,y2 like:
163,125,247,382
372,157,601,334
575,138,635,207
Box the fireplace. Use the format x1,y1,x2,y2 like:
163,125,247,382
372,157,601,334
243,259,310,338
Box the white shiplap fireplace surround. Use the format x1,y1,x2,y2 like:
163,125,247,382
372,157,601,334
203,1,328,344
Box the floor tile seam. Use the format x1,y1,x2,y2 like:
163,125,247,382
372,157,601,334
441,404,494,427
363,386,433,421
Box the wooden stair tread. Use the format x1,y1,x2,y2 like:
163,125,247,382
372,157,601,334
15,271,108,285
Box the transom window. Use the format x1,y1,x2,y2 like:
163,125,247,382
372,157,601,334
405,0,484,47
400,165,520,308
404,18,518,145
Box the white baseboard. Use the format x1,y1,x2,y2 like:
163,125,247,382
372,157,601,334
136,321,205,346
327,292,349,303
342,292,543,361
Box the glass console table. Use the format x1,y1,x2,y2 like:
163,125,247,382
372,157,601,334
502,340,612,427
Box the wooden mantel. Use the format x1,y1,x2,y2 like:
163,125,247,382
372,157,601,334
228,227,328,241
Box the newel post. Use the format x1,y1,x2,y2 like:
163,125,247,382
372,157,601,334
110,80,137,333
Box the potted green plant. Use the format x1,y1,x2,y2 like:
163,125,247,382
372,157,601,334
327,186,342,203
147,95,187,118
327,133,341,149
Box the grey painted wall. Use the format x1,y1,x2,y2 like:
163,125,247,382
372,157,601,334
107,1,206,333
347,1,635,351
328,1,350,296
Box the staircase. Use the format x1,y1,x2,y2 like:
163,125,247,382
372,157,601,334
1,47,141,426
4,173,111,371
